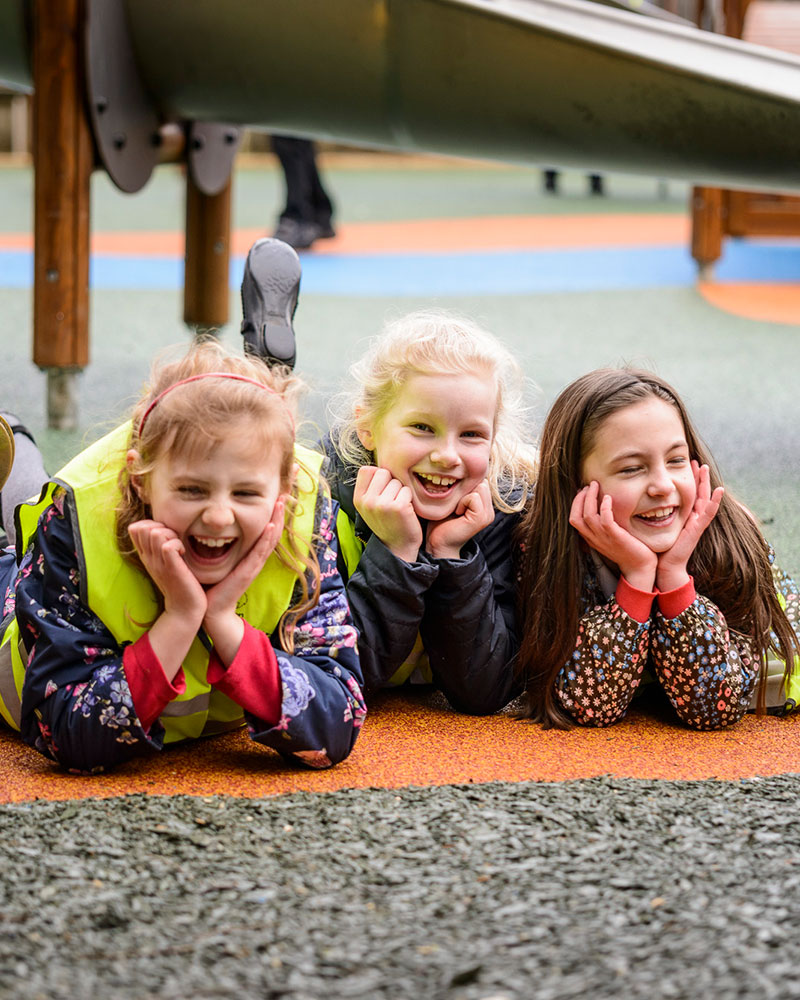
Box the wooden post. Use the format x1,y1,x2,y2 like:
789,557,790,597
184,173,232,333
690,186,725,280
32,0,93,429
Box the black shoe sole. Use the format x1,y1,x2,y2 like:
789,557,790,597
241,238,301,369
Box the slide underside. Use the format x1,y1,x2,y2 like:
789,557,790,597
2,0,800,191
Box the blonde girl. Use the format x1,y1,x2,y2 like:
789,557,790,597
1,342,365,772
516,367,800,730
324,310,538,714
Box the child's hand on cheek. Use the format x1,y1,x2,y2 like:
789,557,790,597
203,497,287,665
129,519,207,624
570,482,658,592
425,480,494,560
656,462,724,592
354,465,423,564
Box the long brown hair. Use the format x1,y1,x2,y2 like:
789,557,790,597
116,341,320,652
515,367,800,728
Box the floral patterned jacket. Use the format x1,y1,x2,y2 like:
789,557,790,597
10,487,366,773
555,550,799,730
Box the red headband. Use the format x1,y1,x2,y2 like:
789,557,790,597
138,372,294,437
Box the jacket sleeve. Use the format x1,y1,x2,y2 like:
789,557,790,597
554,576,653,727
343,533,439,692
16,490,164,773
419,508,522,715
244,496,366,768
652,580,760,730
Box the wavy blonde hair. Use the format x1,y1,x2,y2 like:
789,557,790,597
116,340,319,652
329,310,538,511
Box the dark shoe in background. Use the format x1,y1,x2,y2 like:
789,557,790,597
272,217,321,251
241,238,301,369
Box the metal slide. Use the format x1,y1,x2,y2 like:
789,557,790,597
2,0,800,190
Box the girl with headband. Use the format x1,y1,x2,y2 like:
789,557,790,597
0,341,365,772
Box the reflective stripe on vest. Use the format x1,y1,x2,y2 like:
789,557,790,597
0,422,323,740
778,590,800,709
335,507,431,687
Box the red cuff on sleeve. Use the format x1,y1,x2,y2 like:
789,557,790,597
615,576,657,623
207,621,282,726
123,633,187,731
657,577,697,619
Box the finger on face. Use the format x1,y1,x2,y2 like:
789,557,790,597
354,465,381,500
569,485,589,528
598,491,615,526
583,481,603,520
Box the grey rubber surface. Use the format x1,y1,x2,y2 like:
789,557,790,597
3,775,800,999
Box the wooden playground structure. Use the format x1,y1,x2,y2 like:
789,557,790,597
691,0,800,276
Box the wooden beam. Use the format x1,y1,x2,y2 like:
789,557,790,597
183,172,232,333
690,186,725,276
32,0,92,427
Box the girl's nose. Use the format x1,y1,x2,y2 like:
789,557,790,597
647,465,673,495
431,440,459,466
201,501,235,528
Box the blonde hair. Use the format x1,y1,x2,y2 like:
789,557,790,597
329,311,538,512
116,340,319,652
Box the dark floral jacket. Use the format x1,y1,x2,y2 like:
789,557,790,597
7,487,366,773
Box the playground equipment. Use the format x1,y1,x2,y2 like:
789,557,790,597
691,0,800,275
3,0,800,425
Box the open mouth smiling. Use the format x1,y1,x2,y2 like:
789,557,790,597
189,535,237,559
635,506,677,524
414,472,459,496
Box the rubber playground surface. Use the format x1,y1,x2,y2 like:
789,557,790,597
1,154,799,801
2,693,800,804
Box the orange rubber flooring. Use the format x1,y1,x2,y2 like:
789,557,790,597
2,692,798,804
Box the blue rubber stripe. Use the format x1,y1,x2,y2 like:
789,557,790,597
1,241,798,294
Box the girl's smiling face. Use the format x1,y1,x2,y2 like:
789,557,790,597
136,418,284,585
581,397,697,553
357,371,496,523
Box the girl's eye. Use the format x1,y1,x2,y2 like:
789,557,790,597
410,423,432,432
178,485,204,496
462,430,487,440
668,456,688,466
234,490,260,499
618,466,642,476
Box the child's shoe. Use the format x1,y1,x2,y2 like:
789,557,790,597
240,238,301,369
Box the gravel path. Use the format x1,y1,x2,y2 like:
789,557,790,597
2,775,800,999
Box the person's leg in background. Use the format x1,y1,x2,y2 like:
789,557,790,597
0,414,48,549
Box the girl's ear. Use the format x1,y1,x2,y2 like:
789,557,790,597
126,449,147,501
354,404,375,453
355,424,375,452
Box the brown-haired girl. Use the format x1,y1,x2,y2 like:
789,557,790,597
0,342,365,772
516,367,800,730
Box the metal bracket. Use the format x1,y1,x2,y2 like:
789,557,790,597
85,0,160,193
85,0,240,196
187,122,242,196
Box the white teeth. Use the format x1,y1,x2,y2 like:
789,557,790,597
418,473,457,486
638,507,674,520
194,536,232,548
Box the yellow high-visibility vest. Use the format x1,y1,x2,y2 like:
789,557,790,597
0,422,323,740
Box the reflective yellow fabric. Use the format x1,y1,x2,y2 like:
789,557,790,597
0,423,323,739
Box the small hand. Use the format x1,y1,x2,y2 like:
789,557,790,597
657,462,724,591
204,496,286,625
569,482,657,591
353,465,423,563
128,519,206,622
425,480,494,559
